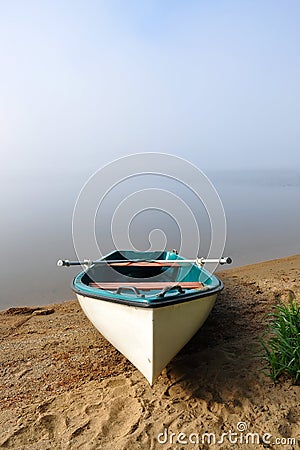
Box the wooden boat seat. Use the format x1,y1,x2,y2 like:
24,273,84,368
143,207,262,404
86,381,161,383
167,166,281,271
89,281,204,290
109,261,182,267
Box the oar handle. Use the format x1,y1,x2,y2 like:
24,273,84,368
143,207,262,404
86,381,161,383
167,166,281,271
222,257,232,265
57,259,91,267
198,257,232,265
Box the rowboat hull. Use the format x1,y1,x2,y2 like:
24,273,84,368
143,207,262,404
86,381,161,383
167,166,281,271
72,250,224,384
76,290,217,384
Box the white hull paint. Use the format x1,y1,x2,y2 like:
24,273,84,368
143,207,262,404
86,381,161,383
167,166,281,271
77,292,217,385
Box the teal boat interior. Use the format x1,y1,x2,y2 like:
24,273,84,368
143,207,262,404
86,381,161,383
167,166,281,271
72,250,223,307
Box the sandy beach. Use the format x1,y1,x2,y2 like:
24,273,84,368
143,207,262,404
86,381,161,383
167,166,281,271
0,255,299,449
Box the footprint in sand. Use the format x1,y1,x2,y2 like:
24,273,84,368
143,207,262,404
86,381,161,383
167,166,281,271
1,378,143,449
64,398,142,449
63,379,143,449
0,413,63,449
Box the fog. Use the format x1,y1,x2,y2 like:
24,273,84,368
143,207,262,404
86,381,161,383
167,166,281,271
1,2,300,308
1,1,300,174
1,168,299,308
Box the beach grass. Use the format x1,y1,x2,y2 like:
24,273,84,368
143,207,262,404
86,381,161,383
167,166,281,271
260,301,300,384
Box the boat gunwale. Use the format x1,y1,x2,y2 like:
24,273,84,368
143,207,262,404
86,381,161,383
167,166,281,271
71,250,224,308
72,278,224,308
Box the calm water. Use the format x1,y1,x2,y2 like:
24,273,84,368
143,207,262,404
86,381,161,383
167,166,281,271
1,168,299,309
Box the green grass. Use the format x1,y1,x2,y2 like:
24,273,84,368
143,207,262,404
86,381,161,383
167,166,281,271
260,301,300,384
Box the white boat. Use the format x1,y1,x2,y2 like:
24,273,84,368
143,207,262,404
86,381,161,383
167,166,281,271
59,250,230,384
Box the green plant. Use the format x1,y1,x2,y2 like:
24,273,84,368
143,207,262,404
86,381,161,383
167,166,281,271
260,301,300,383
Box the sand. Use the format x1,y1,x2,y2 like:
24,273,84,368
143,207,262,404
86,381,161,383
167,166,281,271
0,255,299,449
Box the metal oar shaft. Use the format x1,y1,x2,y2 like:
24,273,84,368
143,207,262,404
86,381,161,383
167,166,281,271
57,260,87,267
57,257,232,267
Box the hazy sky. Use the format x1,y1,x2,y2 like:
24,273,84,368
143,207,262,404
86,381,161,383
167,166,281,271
1,0,300,174
1,1,300,307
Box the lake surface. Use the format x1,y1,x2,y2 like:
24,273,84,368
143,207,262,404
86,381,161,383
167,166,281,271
1,168,299,309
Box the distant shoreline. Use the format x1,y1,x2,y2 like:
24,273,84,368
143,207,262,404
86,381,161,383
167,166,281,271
2,253,299,312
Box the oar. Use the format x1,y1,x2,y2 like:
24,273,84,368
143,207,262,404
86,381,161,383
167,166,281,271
57,257,232,267
198,257,232,265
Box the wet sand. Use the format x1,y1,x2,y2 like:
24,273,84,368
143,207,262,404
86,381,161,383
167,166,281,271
0,255,300,449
